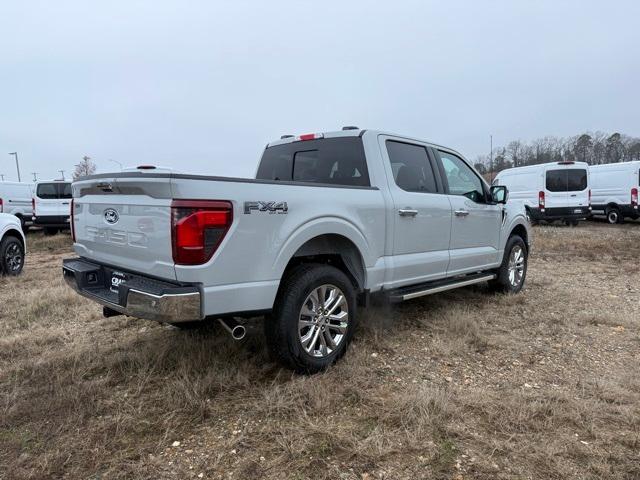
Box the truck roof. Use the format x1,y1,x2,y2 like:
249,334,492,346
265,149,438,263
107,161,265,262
266,128,465,158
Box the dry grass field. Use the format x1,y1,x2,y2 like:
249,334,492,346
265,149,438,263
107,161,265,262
1,222,639,479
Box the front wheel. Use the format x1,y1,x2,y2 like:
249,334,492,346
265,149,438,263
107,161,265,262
0,236,25,276
265,264,357,373
490,235,527,294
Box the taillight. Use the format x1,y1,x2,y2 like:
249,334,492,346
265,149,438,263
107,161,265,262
538,191,545,209
632,187,638,207
171,200,233,265
32,198,36,216
0,198,3,213
70,199,76,242
588,189,592,206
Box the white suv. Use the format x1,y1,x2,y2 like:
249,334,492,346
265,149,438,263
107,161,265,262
0,213,25,275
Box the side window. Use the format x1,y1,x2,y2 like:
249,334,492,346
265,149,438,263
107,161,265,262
36,183,58,199
546,170,566,192
386,141,438,193
439,151,485,202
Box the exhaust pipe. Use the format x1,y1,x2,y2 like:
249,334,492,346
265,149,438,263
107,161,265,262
217,318,246,341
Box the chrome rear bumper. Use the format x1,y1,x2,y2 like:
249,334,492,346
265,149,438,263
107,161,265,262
62,258,202,323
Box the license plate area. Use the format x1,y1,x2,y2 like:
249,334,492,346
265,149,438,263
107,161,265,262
574,209,583,214
109,270,128,293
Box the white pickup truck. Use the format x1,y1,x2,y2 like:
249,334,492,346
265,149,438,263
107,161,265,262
63,128,531,372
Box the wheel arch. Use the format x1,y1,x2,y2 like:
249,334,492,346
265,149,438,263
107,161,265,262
280,233,367,292
2,228,25,250
272,218,371,295
509,223,529,249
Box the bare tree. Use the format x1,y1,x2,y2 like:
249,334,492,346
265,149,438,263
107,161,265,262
73,156,97,180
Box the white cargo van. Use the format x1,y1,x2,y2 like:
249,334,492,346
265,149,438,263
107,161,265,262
493,161,591,225
0,182,34,229
589,161,640,224
32,180,72,234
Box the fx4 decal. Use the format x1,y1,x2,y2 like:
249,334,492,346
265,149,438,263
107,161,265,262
244,201,289,215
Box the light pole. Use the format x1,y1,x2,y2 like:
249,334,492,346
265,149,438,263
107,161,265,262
109,159,123,170
489,135,494,183
59,170,65,180
8,152,21,182
0,174,4,181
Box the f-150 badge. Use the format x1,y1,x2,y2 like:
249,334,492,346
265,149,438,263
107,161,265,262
244,201,288,214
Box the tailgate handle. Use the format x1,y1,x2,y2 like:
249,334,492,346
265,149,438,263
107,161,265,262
97,182,113,192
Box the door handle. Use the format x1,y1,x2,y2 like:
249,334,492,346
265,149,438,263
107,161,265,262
62,202,70,205
570,194,577,197
454,209,469,217
398,208,418,217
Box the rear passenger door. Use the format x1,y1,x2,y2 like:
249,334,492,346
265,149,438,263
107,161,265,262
379,137,452,288
544,169,568,208
58,183,72,217
435,149,502,275
35,183,60,217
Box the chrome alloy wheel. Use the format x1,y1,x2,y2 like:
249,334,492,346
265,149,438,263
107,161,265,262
298,284,349,358
507,245,525,287
5,242,23,273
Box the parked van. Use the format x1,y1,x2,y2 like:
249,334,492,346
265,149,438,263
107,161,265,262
589,161,640,224
32,180,72,234
493,161,591,225
0,182,34,229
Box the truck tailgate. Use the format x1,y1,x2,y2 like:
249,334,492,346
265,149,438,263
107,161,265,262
73,176,176,280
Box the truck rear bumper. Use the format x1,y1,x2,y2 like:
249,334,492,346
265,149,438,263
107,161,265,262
62,257,202,323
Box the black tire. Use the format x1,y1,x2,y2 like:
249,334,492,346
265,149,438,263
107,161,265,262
489,235,527,294
44,227,59,236
0,235,25,276
265,264,357,374
570,220,579,227
606,207,622,225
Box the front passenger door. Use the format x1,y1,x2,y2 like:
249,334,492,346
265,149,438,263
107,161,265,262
436,150,502,275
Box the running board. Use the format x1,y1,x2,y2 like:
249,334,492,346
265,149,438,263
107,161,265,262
387,273,496,302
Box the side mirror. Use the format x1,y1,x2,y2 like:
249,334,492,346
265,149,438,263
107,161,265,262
490,185,508,204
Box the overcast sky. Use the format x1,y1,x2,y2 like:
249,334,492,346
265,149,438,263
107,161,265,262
1,0,638,181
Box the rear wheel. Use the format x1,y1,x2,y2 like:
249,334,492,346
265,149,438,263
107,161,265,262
606,207,622,224
265,264,356,373
490,235,527,294
0,236,25,276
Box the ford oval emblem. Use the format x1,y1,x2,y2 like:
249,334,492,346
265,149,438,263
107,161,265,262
104,208,119,224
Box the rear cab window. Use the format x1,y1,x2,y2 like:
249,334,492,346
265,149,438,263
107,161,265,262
256,137,370,187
